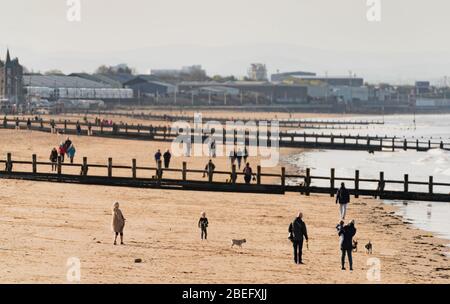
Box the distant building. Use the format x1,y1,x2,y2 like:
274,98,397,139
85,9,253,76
151,65,207,80
247,63,268,81
271,71,316,82
123,75,176,98
23,74,133,101
286,75,364,87
415,81,430,94
0,49,24,104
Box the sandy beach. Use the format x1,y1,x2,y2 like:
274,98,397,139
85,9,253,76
0,128,449,284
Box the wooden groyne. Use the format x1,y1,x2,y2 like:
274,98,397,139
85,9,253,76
62,110,385,126
1,117,449,152
1,153,449,202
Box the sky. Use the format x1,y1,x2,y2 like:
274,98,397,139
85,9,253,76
1,0,450,84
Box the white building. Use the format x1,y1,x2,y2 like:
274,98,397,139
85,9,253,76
247,63,268,81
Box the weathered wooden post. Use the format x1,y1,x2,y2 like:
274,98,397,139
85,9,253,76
132,158,136,179
32,154,37,174
404,174,409,193
281,167,286,189
392,138,395,152
330,168,335,197
182,162,187,181
403,139,407,151
305,168,311,196
137,124,141,134
82,157,88,176
355,170,360,198
6,152,12,172
231,164,236,184
57,156,62,175
157,160,162,181
428,140,431,150
429,176,433,194
379,171,385,198
108,158,113,177
416,139,419,151
64,120,67,133
440,141,444,149
257,165,261,185
380,138,383,150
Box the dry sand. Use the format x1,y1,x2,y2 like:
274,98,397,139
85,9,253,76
0,128,449,284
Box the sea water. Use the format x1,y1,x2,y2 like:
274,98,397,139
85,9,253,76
285,114,450,243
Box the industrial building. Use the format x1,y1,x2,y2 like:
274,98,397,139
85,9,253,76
247,64,268,81
271,71,316,82
23,74,133,101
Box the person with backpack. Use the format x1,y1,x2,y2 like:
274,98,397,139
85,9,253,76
288,212,309,264
336,182,350,220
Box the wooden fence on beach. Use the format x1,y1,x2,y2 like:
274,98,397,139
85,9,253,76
1,153,450,202
62,110,385,126
2,117,449,152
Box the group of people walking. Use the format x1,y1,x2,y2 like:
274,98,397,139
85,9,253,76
49,137,76,170
288,182,357,270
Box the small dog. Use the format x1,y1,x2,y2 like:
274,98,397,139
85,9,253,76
352,240,358,252
231,239,246,248
368,150,375,154
365,241,373,254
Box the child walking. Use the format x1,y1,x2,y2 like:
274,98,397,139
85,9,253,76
198,211,209,240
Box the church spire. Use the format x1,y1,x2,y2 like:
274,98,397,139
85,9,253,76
6,48,11,63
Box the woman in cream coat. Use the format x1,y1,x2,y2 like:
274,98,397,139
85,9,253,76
112,202,126,245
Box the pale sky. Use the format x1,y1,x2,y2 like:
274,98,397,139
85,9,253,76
1,0,450,84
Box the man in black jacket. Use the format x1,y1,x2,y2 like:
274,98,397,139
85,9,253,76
336,182,350,220
288,212,309,264
338,220,356,271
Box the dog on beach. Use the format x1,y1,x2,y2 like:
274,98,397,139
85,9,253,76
368,149,375,154
365,241,373,254
352,240,358,252
231,239,246,248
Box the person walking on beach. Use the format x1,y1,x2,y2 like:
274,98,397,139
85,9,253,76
58,142,66,163
209,139,216,158
15,117,19,130
288,212,309,264
229,150,236,167
49,148,58,171
112,202,126,245
243,162,253,184
203,159,216,180
87,122,92,136
50,119,56,134
163,149,172,169
76,121,82,136
236,149,243,169
336,183,350,220
338,220,356,271
67,144,76,164
26,118,31,130
198,211,209,240
243,147,249,163
154,149,162,164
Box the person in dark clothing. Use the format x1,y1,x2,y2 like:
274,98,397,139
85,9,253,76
154,149,162,164
26,118,31,130
288,212,309,264
64,137,72,150
198,211,209,240
336,182,350,220
49,148,58,171
163,149,171,169
236,149,243,169
76,121,82,135
243,163,253,184
338,220,357,271
203,159,216,180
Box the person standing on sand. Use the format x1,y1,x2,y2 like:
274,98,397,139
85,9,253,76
243,162,253,184
198,211,209,240
58,142,66,163
236,149,243,169
163,149,171,169
288,212,309,264
338,220,356,271
336,182,350,220
154,149,162,164
49,148,58,171
203,159,216,180
112,202,126,245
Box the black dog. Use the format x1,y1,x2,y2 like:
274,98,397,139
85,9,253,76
365,241,373,254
